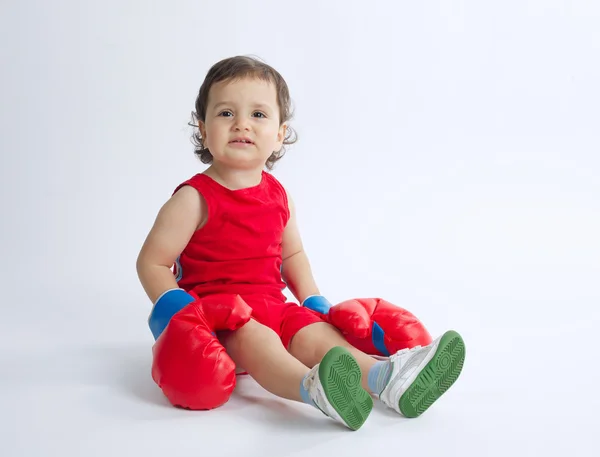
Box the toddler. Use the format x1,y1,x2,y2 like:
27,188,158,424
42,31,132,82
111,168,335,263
137,55,465,430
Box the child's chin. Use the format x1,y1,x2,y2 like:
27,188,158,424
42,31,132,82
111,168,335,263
221,155,264,168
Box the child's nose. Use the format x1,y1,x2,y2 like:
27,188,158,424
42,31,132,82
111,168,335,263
234,118,251,131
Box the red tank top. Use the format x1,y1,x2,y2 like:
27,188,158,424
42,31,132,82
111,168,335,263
172,171,290,302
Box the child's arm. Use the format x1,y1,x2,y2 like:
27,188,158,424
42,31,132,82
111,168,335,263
136,186,205,303
281,190,321,303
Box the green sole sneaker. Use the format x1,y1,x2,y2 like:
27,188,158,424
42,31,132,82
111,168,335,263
317,346,373,431
399,330,466,418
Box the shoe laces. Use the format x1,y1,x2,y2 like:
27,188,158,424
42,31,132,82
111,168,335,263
389,344,431,371
303,365,318,388
393,345,423,357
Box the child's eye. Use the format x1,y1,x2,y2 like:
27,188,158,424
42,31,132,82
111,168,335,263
218,110,233,117
253,112,266,118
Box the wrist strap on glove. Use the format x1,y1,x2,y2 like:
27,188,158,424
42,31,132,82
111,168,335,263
148,288,195,340
302,295,332,314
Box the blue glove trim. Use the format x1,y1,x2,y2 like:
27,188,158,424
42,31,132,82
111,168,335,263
302,295,332,314
148,289,195,340
372,322,390,357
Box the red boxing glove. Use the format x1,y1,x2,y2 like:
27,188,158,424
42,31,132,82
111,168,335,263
151,293,252,410
328,298,433,356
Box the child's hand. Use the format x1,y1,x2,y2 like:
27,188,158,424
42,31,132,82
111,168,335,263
329,298,433,356
304,296,432,357
151,293,252,410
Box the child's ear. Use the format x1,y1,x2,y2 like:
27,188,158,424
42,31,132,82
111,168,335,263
198,121,207,141
276,123,287,145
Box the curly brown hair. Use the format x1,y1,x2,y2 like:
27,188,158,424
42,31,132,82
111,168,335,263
189,55,297,170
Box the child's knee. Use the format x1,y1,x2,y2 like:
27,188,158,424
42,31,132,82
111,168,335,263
288,321,337,354
221,318,279,351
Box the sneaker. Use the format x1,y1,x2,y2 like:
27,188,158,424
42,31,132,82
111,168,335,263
303,346,373,430
378,330,466,418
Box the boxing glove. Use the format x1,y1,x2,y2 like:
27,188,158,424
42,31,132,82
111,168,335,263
151,292,252,410
302,295,333,314
329,298,432,356
303,295,432,357
148,288,195,340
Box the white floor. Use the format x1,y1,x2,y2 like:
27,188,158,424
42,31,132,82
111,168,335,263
3,287,598,457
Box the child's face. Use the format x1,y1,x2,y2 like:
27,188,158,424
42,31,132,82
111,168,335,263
200,77,286,170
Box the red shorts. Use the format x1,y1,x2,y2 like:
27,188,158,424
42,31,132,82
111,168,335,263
239,294,327,348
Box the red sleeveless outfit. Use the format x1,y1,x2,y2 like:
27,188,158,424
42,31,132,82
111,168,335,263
171,171,325,347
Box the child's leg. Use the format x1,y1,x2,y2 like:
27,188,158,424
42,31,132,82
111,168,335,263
221,318,309,401
288,321,466,418
221,318,373,430
288,322,379,390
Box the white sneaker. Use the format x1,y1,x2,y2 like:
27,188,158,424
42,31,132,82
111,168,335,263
303,346,373,430
378,330,466,418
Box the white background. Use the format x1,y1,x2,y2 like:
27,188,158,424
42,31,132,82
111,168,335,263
1,0,599,456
